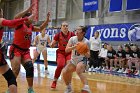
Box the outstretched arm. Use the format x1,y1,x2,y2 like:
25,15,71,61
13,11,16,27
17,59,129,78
47,36,51,47
33,12,50,32
14,4,34,19
0,14,35,27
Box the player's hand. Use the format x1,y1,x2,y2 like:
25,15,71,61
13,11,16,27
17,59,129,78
46,12,51,21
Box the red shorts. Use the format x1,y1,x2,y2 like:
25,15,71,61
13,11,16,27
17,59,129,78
56,50,71,64
0,49,7,66
9,45,31,60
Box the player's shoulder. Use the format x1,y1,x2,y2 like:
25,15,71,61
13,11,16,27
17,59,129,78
84,37,89,42
70,36,77,40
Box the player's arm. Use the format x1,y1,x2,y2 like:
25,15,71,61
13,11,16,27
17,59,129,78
33,35,38,46
50,33,59,48
33,12,50,32
65,37,76,53
14,4,34,19
50,40,57,48
0,14,34,27
47,36,51,47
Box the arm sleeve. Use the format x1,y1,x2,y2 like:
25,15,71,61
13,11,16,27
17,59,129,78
1,17,28,27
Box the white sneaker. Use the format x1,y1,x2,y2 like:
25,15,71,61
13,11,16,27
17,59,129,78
123,69,128,74
117,68,124,73
88,68,92,72
92,68,96,72
134,70,140,76
64,85,73,93
117,69,122,73
95,67,98,70
82,85,91,93
102,67,105,71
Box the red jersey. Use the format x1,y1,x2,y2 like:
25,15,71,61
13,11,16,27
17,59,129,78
54,31,75,51
13,24,33,49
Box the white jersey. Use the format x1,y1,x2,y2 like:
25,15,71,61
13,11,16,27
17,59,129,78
68,36,90,65
36,33,49,53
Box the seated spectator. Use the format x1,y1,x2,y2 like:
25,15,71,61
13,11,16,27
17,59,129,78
105,44,116,71
114,45,126,73
128,45,140,75
123,44,133,74
98,43,108,70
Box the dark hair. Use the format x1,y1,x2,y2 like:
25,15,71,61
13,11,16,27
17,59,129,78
125,44,131,51
79,26,87,33
22,12,32,18
0,8,3,18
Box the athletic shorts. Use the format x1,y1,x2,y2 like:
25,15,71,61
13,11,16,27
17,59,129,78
70,57,87,66
36,46,47,54
0,49,7,66
9,44,31,60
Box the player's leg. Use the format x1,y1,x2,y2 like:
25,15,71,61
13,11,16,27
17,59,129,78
63,62,75,93
0,50,17,93
134,58,139,75
9,46,21,78
110,59,114,71
22,51,35,93
32,48,40,63
51,52,66,89
0,65,17,93
76,62,91,92
42,48,49,74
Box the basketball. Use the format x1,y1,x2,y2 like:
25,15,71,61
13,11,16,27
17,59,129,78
76,42,89,54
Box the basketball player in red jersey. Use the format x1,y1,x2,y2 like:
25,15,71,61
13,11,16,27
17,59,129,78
9,4,50,93
50,22,75,89
0,8,34,93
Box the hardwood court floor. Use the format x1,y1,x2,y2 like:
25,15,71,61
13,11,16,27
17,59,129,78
0,63,140,93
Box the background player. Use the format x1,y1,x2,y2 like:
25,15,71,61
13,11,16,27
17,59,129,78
32,28,51,74
50,22,75,89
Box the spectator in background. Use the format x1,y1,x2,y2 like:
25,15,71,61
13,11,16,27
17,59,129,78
88,31,101,72
127,45,140,75
123,44,133,74
114,45,126,73
105,44,116,71
98,43,108,70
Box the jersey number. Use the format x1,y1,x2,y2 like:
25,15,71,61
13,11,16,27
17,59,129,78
25,34,31,40
41,42,45,46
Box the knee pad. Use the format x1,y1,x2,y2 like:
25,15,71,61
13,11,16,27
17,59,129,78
2,68,17,87
23,61,34,78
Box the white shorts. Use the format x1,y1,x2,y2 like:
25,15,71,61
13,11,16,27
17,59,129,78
70,57,87,66
36,46,47,54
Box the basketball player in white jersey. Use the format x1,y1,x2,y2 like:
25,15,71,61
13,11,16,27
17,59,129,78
62,26,91,93
32,28,51,74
